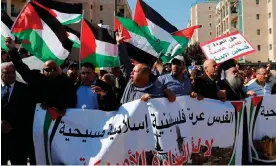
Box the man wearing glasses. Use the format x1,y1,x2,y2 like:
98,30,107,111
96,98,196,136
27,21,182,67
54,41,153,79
244,66,272,96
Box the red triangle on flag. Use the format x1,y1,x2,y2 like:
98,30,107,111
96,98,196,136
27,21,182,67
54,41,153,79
80,19,96,61
114,17,131,40
12,3,43,33
231,101,243,112
134,0,148,27
172,25,201,39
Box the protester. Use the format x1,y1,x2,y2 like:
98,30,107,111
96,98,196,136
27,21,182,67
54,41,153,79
155,55,192,96
244,66,272,96
190,69,200,88
67,62,79,83
75,62,117,111
272,82,276,94
6,37,77,116
1,50,10,63
218,59,246,100
18,48,29,59
1,63,34,165
192,59,226,100
266,70,276,89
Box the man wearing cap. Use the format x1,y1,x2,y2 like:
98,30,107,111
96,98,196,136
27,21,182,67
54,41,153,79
67,63,79,83
155,55,192,96
218,59,246,101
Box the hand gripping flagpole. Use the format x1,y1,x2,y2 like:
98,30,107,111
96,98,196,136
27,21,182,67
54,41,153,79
79,9,84,70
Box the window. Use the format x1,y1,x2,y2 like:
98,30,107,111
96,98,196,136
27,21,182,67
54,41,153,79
209,15,211,18
257,45,261,51
91,19,93,22
91,5,93,9
100,20,103,24
269,12,271,18
257,29,260,35
256,0,259,5
209,32,212,36
209,23,212,27
269,44,272,50
209,6,211,10
269,28,272,34
100,5,103,11
268,0,271,3
256,14,260,20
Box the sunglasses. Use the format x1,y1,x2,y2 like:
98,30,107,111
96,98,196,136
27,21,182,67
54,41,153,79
43,68,57,72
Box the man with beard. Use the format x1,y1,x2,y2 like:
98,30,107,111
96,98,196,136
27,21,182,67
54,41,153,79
218,59,246,101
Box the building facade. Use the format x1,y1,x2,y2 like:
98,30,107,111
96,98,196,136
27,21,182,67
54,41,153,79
216,0,276,62
189,0,218,44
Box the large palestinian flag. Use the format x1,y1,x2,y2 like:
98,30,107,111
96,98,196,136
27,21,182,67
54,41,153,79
134,0,200,62
1,10,15,51
32,0,82,25
12,2,73,65
80,19,119,68
114,16,163,67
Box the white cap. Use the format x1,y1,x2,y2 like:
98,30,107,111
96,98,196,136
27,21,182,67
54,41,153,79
169,55,185,63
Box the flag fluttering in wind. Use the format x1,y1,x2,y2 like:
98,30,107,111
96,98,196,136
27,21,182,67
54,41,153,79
114,16,163,67
134,0,200,63
1,10,15,51
64,25,80,49
12,2,73,65
32,0,83,25
80,19,119,68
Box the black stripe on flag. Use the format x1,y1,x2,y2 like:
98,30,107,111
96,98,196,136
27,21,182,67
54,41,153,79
32,2,73,52
84,19,116,44
140,0,178,33
1,10,13,28
121,42,157,67
34,0,82,14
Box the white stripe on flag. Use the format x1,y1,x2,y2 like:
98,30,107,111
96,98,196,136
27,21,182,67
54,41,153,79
53,10,81,24
95,40,118,57
34,19,70,60
1,21,15,40
68,32,80,45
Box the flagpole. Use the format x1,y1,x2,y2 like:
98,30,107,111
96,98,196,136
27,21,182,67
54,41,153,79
78,10,84,70
10,0,31,32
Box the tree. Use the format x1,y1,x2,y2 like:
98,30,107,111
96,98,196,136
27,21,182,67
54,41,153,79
184,42,206,65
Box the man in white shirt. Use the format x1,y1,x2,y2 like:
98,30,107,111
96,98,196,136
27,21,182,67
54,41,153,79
244,66,271,96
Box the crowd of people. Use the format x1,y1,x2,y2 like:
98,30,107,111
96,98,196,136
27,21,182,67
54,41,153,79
1,29,276,164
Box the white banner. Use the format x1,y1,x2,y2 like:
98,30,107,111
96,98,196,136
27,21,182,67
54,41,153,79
200,31,255,64
246,95,276,164
33,96,244,165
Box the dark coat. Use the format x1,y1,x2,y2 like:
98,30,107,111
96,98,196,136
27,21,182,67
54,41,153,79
194,73,220,100
9,49,77,110
218,79,246,101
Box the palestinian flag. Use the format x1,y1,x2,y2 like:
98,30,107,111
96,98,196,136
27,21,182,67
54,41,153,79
12,2,73,65
33,0,82,25
64,26,80,48
134,0,200,62
80,19,119,68
114,16,163,67
1,10,15,51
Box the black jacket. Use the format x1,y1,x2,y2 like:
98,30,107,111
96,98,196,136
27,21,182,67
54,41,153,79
9,49,77,110
75,79,118,111
194,73,220,100
218,79,245,101
1,81,34,136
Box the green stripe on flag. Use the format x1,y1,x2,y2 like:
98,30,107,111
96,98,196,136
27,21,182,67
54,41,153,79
81,53,120,68
1,35,9,51
62,14,82,25
14,30,64,65
43,112,52,165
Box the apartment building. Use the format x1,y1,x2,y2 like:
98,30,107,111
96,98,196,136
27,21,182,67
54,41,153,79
1,0,132,28
189,0,218,44
216,0,276,62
